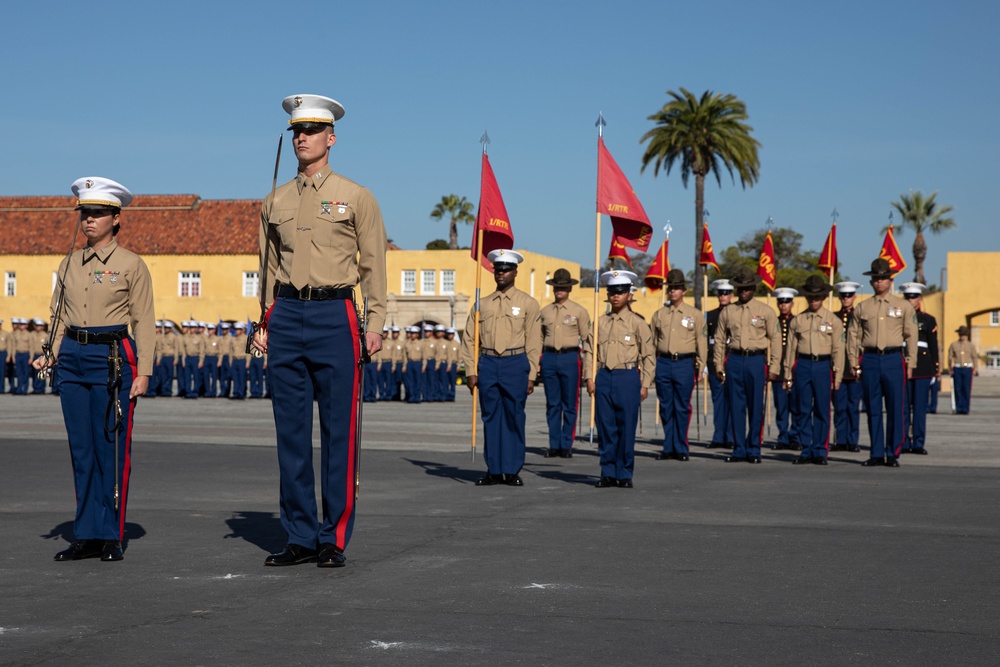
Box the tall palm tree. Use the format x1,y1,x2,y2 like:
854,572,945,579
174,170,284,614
885,191,956,285
430,194,475,250
640,88,761,309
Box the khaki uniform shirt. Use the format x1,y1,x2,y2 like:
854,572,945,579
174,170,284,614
260,165,388,332
540,299,590,351
583,309,655,389
181,332,206,362
11,329,38,356
230,335,251,366
204,336,222,358
406,337,425,371
846,294,918,370
948,340,977,369
650,301,707,372
445,339,461,365
461,286,542,378
1,330,11,362
424,338,439,365
50,240,156,376
388,338,406,366
713,299,782,372
158,331,180,359
783,306,845,385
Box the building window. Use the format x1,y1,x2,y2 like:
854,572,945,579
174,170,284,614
401,270,416,295
243,271,259,298
440,270,455,295
4,272,15,297
179,271,201,297
991,311,999,327
421,270,435,295
988,351,1000,368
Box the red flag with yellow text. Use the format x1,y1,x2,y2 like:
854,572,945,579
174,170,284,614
608,234,633,268
471,152,515,271
699,222,719,272
818,222,837,278
597,137,652,252
645,238,670,291
757,230,777,290
878,225,907,276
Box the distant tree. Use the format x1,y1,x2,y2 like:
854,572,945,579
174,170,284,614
580,268,597,288
885,190,956,285
716,227,841,296
640,88,761,310
429,194,475,250
425,239,450,250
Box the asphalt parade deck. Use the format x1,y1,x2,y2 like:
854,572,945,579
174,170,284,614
1,391,998,665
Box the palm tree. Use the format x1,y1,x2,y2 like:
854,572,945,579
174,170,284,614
885,191,956,285
430,194,475,250
640,88,761,309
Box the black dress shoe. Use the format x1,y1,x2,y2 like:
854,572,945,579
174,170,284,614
724,455,746,463
789,441,802,451
559,449,572,458
911,448,928,455
264,544,318,566
617,479,634,488
543,449,559,458
317,544,347,568
861,458,883,467
847,445,861,453
655,451,674,460
594,477,617,488
748,456,762,464
475,474,504,486
54,540,102,561
505,474,524,486
885,457,900,467
101,541,124,561
676,454,689,461
812,457,828,465
792,456,813,465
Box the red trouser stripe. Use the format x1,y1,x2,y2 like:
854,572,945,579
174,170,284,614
119,338,138,541
336,301,361,547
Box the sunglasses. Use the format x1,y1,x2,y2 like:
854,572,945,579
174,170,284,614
903,294,920,299
776,299,793,304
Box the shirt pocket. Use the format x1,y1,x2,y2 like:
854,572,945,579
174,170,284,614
271,210,298,248
314,211,353,247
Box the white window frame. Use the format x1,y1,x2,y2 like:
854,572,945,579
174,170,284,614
179,271,202,298
420,270,435,296
545,273,551,299
440,269,455,295
4,271,15,297
401,270,416,296
991,311,999,327
242,271,259,298
529,269,536,298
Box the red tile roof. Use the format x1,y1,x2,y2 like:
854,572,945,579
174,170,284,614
0,195,260,255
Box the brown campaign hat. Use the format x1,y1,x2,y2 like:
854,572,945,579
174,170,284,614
956,325,971,336
730,266,762,289
800,274,833,296
546,268,579,288
863,258,893,278
666,268,687,289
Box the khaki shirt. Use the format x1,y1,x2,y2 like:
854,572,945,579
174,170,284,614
650,301,707,372
181,332,206,361
388,338,406,365
713,299,782,371
1,330,11,361
846,294,918,370
445,340,461,365
783,306,845,385
583,309,655,389
260,165,388,332
461,286,542,378
230,335,252,365
540,299,590,351
948,340,977,369
158,331,180,358
424,338,439,365
50,240,156,376
406,338,425,370
11,329,38,355
204,336,222,357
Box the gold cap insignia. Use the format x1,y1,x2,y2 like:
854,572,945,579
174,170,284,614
85,179,94,188
293,96,303,108
612,271,619,277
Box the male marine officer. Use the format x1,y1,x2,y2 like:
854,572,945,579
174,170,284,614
462,249,541,487
252,93,387,567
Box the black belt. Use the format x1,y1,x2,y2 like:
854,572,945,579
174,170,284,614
275,284,354,301
602,363,637,371
482,347,525,358
731,348,766,357
543,347,579,354
64,327,128,345
864,347,902,355
658,352,695,360
798,353,831,361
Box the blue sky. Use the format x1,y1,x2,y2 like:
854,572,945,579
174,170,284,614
3,0,996,285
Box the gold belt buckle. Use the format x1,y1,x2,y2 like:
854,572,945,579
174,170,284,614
298,287,312,301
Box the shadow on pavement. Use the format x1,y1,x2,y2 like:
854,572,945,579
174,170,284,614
40,521,147,547
404,458,482,483
223,511,285,553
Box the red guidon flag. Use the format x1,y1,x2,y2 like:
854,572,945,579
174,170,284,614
699,222,719,272
471,152,514,271
757,230,777,290
645,238,670,291
818,222,837,278
608,234,633,268
597,137,652,252
878,225,907,277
